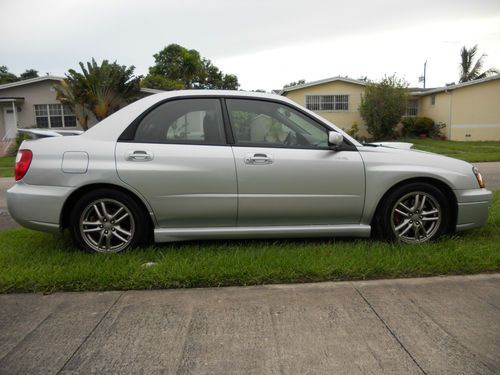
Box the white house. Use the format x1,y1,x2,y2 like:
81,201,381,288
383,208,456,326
0,76,162,155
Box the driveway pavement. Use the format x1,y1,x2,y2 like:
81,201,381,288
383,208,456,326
0,177,17,231
474,162,500,190
0,274,499,374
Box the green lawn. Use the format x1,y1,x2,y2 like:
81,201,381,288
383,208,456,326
0,191,498,293
0,156,14,178
404,138,500,162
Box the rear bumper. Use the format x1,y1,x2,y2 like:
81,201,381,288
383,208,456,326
6,182,74,233
454,188,492,232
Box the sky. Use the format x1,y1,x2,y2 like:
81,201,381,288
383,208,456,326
1,0,500,91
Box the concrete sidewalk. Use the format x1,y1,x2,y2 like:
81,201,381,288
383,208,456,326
0,274,499,374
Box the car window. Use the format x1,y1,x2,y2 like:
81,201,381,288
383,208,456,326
134,98,225,144
226,99,329,148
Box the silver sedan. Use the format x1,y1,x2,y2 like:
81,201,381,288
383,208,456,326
7,91,492,252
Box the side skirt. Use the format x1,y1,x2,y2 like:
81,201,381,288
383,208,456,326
154,224,371,243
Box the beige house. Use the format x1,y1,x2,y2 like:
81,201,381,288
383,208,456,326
280,75,500,141
0,76,162,155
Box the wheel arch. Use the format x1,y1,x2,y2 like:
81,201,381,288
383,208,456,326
371,177,458,234
60,183,155,230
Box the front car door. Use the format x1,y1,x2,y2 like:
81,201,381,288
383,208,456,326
116,98,237,228
226,98,365,226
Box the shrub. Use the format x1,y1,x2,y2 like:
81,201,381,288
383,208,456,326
359,75,408,140
401,117,442,137
7,131,32,156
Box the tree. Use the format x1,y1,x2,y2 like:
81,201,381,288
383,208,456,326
284,79,305,88
0,66,18,84
20,69,39,80
54,58,141,127
459,45,498,83
143,44,239,90
359,75,408,140
54,78,90,130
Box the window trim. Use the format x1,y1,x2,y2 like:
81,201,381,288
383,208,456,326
405,99,419,117
305,94,350,112
118,95,357,151
33,103,77,128
224,97,356,151
121,97,228,146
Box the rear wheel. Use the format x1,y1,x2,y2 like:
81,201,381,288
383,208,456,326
378,182,451,243
69,189,150,253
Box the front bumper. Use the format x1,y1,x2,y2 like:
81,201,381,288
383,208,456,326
454,188,493,232
7,182,74,233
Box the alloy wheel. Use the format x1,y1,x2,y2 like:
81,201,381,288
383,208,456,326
390,191,442,243
79,199,135,252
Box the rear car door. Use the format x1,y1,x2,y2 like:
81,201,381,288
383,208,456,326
226,98,365,226
116,98,237,228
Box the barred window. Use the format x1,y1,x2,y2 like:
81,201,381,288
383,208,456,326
405,99,418,117
34,104,77,128
305,95,349,111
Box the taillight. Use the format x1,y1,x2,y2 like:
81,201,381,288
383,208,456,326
15,150,33,181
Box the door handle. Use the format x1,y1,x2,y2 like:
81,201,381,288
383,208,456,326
126,150,154,161
245,153,274,165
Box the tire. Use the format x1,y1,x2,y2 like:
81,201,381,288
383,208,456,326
377,182,451,244
69,188,151,253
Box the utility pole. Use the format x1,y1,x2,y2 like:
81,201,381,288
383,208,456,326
419,60,427,88
423,60,427,88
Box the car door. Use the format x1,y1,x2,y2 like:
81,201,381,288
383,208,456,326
225,98,365,226
116,98,237,228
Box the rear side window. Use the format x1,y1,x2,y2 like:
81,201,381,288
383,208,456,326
134,98,226,144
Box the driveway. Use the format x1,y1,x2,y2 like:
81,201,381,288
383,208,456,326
0,177,17,231
0,162,498,231
0,274,499,374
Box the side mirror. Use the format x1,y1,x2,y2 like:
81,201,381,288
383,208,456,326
328,131,343,147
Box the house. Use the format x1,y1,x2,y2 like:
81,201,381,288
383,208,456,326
280,75,500,141
0,76,163,155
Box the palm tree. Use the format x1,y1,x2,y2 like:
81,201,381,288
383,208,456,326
459,45,498,83
54,79,90,130
55,58,141,126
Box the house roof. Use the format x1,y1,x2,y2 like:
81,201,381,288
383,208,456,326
0,75,64,91
279,76,367,95
411,74,500,96
0,75,164,95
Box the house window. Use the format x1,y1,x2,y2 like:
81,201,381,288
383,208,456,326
405,99,418,117
430,95,436,105
305,95,349,111
34,104,77,128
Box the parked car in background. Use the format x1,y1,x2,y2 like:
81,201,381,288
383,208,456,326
7,91,492,253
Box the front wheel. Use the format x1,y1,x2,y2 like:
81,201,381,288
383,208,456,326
378,182,451,244
69,189,150,253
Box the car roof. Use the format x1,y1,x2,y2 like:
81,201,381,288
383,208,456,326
82,90,360,146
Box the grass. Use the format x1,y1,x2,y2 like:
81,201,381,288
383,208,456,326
0,156,14,178
404,138,500,162
0,191,498,294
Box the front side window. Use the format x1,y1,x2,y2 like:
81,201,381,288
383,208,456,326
34,104,76,128
134,98,225,144
226,99,329,149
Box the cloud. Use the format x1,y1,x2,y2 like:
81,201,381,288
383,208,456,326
1,0,499,90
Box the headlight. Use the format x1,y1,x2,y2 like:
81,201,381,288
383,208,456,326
472,167,485,188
